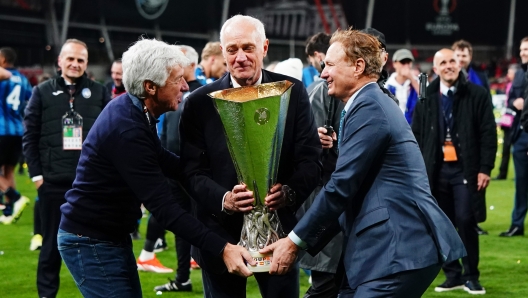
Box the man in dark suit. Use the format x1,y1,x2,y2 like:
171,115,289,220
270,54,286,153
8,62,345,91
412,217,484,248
261,29,465,298
179,15,322,298
412,49,496,295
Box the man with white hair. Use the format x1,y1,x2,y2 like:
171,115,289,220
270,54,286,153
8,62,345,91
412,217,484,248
180,15,321,297
57,38,254,297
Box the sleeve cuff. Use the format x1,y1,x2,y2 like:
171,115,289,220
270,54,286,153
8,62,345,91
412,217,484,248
221,191,233,215
288,231,308,249
31,175,43,182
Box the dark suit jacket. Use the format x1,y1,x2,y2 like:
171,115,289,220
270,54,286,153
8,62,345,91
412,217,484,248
294,83,465,289
180,70,322,273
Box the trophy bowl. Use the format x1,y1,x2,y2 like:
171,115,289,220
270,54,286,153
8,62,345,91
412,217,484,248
209,80,293,272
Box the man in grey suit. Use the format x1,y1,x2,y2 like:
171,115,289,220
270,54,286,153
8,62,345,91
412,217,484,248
261,29,466,297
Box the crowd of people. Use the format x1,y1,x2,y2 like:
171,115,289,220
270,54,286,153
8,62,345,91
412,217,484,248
1,13,528,298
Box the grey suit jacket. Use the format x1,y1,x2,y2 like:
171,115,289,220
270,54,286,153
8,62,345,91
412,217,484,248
294,83,466,289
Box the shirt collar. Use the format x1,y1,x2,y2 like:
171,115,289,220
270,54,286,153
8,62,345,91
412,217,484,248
343,82,376,113
128,93,144,112
439,81,457,97
230,71,263,88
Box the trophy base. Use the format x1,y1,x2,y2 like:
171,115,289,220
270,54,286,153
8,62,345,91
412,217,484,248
247,251,272,273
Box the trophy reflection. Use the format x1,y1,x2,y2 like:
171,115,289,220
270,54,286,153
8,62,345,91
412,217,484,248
209,80,293,272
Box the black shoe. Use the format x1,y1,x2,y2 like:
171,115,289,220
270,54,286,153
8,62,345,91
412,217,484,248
476,225,488,235
434,279,465,292
464,280,486,294
154,278,192,292
499,226,524,237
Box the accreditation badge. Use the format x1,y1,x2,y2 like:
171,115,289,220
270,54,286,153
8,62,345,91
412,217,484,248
62,111,83,150
442,130,457,162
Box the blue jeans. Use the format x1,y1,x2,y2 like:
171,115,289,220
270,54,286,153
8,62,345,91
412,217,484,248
57,229,141,298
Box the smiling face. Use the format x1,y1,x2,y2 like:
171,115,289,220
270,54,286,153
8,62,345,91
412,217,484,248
221,21,268,86
58,42,88,83
111,62,123,87
156,65,189,112
520,41,528,64
433,49,460,87
320,42,358,101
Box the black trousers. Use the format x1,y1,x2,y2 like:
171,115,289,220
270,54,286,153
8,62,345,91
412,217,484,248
338,264,441,298
202,263,299,298
498,126,512,178
37,182,70,298
304,254,345,298
433,162,479,281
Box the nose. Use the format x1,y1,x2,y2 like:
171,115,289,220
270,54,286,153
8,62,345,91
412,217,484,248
181,79,189,92
235,49,247,63
321,68,329,80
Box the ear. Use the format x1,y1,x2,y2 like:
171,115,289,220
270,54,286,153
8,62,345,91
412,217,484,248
143,80,157,96
432,66,439,76
355,58,366,76
262,39,269,58
315,51,325,62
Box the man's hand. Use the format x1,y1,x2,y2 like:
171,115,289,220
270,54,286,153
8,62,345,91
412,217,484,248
224,184,254,213
222,243,255,277
318,127,336,149
513,97,524,110
265,183,285,211
34,179,44,190
477,173,490,191
259,237,299,275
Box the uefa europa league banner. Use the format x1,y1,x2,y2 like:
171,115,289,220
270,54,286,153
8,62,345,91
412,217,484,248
209,80,293,272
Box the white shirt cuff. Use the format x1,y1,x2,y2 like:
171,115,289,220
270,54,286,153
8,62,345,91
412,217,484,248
31,175,43,182
288,231,308,249
221,191,233,214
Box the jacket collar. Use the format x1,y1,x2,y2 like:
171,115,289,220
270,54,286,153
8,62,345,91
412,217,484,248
220,69,274,89
57,72,88,89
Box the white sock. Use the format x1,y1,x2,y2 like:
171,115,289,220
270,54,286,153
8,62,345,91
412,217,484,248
138,250,155,262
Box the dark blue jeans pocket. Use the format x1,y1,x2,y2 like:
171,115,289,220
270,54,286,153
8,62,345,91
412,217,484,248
57,231,86,286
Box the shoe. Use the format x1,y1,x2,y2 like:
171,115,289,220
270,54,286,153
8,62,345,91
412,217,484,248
434,279,465,292
476,225,488,235
0,215,14,225
30,234,43,251
464,280,486,294
153,278,192,292
499,226,524,237
153,238,168,253
190,258,200,270
11,196,30,223
137,256,174,273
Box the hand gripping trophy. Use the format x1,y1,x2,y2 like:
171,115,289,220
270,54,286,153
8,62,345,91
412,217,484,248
209,80,293,272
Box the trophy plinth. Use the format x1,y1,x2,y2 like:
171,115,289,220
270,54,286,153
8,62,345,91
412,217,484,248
209,81,293,273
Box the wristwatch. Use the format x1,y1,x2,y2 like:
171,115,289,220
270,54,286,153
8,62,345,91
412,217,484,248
282,185,296,206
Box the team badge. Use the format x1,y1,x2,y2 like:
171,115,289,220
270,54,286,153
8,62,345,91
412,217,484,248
82,88,91,98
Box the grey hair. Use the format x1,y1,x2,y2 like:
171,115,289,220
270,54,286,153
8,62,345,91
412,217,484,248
220,15,266,47
122,38,190,98
176,45,199,65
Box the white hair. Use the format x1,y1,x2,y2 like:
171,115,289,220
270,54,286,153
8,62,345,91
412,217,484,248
176,45,199,65
220,15,266,47
122,38,190,98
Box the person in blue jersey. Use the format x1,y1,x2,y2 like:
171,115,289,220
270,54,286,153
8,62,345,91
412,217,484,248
302,33,330,88
452,40,490,93
0,47,31,225
195,41,226,85
384,49,420,124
